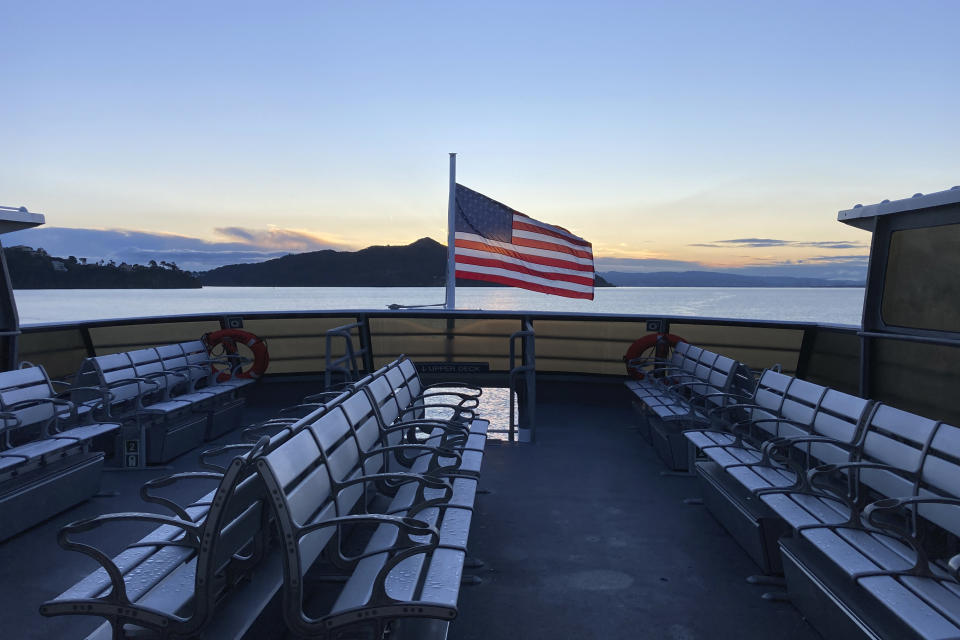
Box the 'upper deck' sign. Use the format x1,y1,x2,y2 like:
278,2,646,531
416,362,490,375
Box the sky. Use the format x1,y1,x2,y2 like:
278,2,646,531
2,1,958,277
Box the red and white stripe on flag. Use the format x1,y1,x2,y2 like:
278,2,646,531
454,210,595,300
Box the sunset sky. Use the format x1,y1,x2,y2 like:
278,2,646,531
2,1,957,275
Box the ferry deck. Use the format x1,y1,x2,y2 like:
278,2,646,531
1,188,959,639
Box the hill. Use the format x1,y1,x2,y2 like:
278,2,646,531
201,237,614,287
4,246,200,289
600,270,863,288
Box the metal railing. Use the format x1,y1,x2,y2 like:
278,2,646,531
323,319,368,389
508,320,536,443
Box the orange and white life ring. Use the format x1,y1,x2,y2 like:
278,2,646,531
622,333,686,380
204,329,269,381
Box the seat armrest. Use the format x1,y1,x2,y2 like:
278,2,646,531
336,470,453,494
5,397,74,433
865,495,960,518
861,496,960,574
297,513,439,546
5,396,73,411
55,512,202,605
383,420,470,437
423,382,482,396
361,444,463,471
199,442,263,471
418,391,480,408
806,461,911,505
761,435,855,460
301,390,345,404
807,460,909,485
729,416,811,436
398,404,474,421
669,379,716,392
140,472,224,520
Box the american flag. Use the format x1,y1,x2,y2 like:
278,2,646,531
454,184,595,300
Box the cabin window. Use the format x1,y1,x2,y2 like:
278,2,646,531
882,224,960,332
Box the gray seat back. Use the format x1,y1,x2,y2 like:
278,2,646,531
804,389,871,466
76,353,148,406
917,421,960,538
398,358,424,398
0,366,58,435
257,405,372,597
179,447,270,636
680,345,703,377
773,378,828,440
744,370,794,431
155,344,196,389
178,340,214,386
340,385,391,473
125,348,168,392
854,405,941,501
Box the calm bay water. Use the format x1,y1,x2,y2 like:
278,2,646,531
13,286,864,326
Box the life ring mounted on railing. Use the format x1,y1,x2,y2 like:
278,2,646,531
204,329,269,381
622,332,686,380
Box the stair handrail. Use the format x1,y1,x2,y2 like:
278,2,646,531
324,320,369,390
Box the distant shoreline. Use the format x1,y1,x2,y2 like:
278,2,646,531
13,284,866,291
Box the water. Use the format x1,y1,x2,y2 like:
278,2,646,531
12,286,864,326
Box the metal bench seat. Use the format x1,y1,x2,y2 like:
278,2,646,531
684,377,869,574
395,356,482,403
766,408,960,639
783,523,960,638
646,397,711,422
53,500,212,603
178,340,255,391
384,366,480,422
347,375,486,477
0,365,120,540
330,509,470,621
388,475,478,516
0,423,120,464
75,343,252,463
355,370,485,443
42,443,271,639
630,347,751,470
623,343,705,403
257,385,482,637
625,340,693,378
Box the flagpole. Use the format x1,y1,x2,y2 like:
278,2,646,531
445,152,457,310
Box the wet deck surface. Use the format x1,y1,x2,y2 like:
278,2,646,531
451,386,818,640
0,381,819,639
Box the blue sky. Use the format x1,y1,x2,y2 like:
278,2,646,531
2,1,957,277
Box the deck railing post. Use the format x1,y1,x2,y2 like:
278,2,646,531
358,314,374,373
509,317,536,443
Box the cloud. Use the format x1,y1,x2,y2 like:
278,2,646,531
790,254,870,264
596,254,868,282
216,227,256,242
691,238,867,249
594,257,711,272
214,226,347,252
1,226,351,271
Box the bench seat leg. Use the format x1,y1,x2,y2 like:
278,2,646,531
779,536,917,640
696,460,789,575
0,452,104,542
146,414,207,464
204,398,245,440
651,420,693,471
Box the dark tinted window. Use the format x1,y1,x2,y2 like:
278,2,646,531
882,224,960,332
